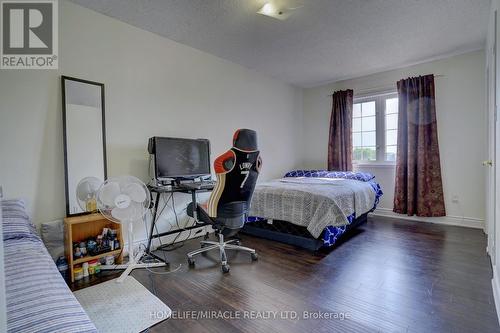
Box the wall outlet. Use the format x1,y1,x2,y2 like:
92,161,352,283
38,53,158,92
451,195,460,203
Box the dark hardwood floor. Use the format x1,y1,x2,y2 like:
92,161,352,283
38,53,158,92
72,216,500,333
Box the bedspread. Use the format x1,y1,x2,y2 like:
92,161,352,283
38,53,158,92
249,177,377,238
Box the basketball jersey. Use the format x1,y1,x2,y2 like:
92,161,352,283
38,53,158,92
207,147,262,217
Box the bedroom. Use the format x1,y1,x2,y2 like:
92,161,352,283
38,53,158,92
0,0,496,332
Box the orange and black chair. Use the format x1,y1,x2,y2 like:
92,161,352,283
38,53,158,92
186,129,262,273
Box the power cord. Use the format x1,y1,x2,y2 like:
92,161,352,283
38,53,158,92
144,191,194,254
147,155,153,186
156,193,184,251
138,243,183,275
144,193,174,262
156,192,199,251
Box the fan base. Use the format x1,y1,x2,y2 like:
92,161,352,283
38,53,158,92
100,248,167,282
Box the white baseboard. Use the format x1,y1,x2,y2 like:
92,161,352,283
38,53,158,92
370,208,484,229
492,264,500,326
123,225,212,256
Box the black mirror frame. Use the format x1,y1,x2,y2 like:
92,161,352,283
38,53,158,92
61,75,107,217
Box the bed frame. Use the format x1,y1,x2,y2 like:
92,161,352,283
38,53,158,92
242,213,368,251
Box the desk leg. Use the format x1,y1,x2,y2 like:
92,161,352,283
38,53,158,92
146,192,161,253
191,190,198,222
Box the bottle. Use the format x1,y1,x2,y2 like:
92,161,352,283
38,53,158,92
74,267,83,281
82,262,89,277
79,242,87,256
86,197,97,212
105,255,114,266
74,247,82,259
95,261,101,274
56,256,69,281
88,260,97,275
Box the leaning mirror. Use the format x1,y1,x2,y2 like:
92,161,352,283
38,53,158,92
62,76,107,216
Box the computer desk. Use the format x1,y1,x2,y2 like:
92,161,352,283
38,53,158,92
146,183,215,264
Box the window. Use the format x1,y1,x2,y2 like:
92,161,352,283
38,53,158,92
352,101,376,161
352,93,398,164
384,97,398,161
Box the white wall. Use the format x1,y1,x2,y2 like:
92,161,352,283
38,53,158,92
0,0,303,241
302,50,486,226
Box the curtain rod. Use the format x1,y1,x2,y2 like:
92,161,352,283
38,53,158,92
327,74,445,96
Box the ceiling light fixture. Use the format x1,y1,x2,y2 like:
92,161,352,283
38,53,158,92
261,3,275,15
257,2,292,21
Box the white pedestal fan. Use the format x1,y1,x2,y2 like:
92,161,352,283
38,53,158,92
96,176,166,283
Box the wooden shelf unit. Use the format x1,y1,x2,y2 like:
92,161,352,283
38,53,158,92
72,249,122,265
64,213,123,282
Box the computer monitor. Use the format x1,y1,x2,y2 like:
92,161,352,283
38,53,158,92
148,136,211,180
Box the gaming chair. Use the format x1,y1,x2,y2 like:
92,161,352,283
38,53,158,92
186,129,262,273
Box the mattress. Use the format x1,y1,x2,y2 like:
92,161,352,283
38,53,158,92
246,170,383,247
2,199,97,333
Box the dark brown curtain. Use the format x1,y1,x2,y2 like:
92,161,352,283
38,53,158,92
393,74,446,217
328,89,353,171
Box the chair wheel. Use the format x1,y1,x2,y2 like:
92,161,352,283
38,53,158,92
188,258,195,266
221,264,230,273
251,253,258,261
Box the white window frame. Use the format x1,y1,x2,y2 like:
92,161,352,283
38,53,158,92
352,91,398,166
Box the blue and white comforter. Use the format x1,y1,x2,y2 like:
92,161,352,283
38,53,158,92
248,170,383,243
2,199,97,333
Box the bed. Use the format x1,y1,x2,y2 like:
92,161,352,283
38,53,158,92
243,170,383,250
2,199,97,333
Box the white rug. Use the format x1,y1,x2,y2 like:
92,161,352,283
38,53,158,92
74,276,171,333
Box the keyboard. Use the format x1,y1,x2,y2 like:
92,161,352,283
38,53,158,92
177,181,216,190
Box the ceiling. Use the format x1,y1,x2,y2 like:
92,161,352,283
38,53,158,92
70,0,490,88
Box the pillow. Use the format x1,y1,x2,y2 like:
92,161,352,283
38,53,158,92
2,199,38,241
41,220,64,260
2,199,29,219
284,170,375,182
